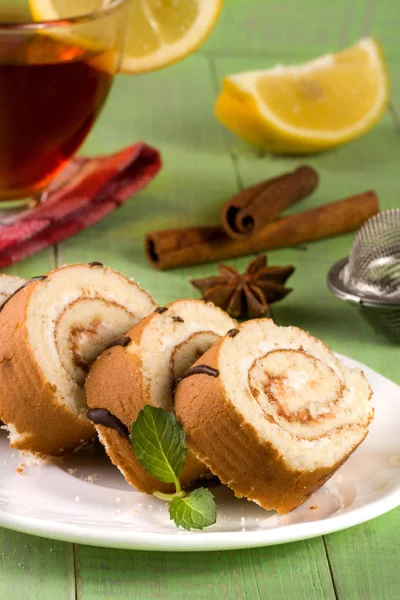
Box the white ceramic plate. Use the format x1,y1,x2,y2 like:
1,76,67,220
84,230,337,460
0,355,399,551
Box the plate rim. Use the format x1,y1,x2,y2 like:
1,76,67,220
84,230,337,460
0,483,399,551
0,353,399,551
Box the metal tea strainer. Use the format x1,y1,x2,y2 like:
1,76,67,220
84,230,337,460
327,208,400,342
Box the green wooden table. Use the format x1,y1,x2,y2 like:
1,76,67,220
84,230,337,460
1,1,400,597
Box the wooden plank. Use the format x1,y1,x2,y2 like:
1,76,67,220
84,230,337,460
324,509,400,600
0,208,67,598
0,8,67,570
202,0,350,58
63,53,335,598
213,51,400,600
0,238,72,598
320,53,400,600
59,56,240,305
213,55,400,385
202,0,400,60
0,529,75,600
75,538,336,600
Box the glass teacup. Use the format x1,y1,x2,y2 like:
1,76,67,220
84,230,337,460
0,0,130,205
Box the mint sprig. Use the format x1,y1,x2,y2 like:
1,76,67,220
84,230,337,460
130,406,217,531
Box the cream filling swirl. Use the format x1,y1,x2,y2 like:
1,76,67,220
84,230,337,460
219,319,373,470
26,265,156,416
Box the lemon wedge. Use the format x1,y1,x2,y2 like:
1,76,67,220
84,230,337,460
30,0,223,74
215,38,390,154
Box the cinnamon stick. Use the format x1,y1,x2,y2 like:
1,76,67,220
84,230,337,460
221,166,318,239
145,191,379,271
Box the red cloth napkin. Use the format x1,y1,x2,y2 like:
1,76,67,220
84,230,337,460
0,142,161,268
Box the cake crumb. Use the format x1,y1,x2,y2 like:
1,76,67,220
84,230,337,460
67,468,77,475
79,473,98,483
16,468,23,475
19,451,47,466
309,505,317,510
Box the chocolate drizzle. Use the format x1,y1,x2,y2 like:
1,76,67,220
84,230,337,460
227,328,239,338
172,316,184,323
87,408,130,440
0,275,47,313
154,307,168,314
26,275,47,283
177,364,219,385
106,336,131,350
89,261,104,268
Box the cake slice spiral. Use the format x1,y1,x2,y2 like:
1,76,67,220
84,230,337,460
0,263,157,456
175,319,373,513
86,299,237,494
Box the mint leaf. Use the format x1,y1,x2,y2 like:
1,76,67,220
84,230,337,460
169,488,217,530
130,405,187,484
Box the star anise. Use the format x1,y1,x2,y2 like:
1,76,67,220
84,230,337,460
191,255,294,318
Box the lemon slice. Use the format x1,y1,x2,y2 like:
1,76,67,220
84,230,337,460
215,38,390,154
30,0,223,74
